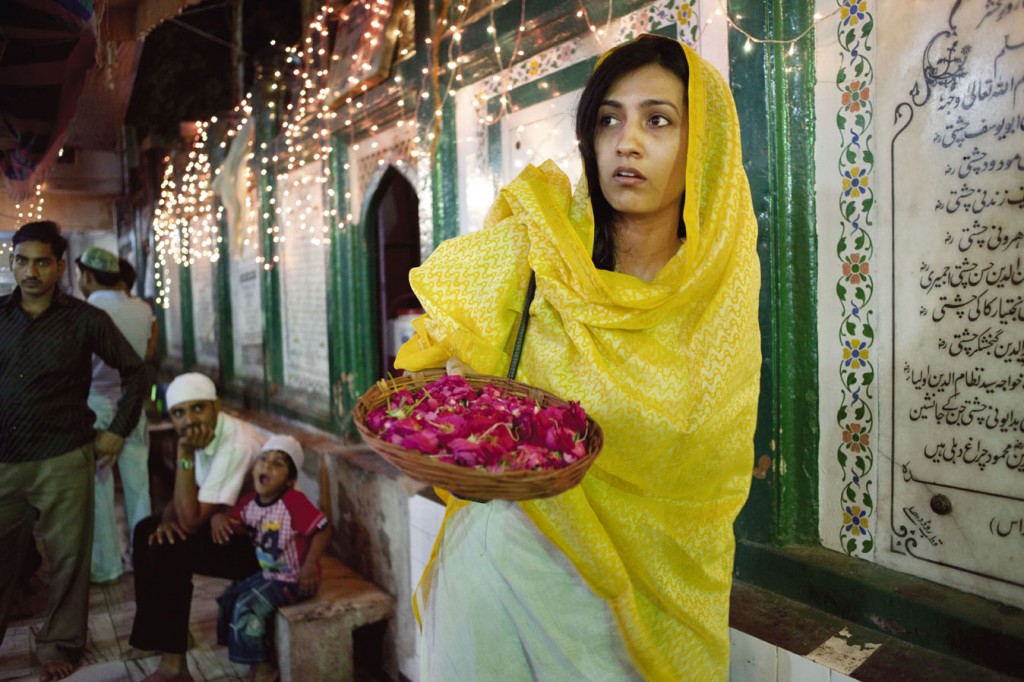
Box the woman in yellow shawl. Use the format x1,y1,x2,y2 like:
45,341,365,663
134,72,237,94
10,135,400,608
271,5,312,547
396,34,761,680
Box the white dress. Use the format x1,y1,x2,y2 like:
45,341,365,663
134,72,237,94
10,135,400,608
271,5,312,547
420,500,642,681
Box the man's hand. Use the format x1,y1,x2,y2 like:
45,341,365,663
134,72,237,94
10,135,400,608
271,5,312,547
94,430,125,469
178,422,216,450
211,512,239,544
148,520,188,545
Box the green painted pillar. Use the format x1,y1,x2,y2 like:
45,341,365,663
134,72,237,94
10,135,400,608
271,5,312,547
431,87,459,245
154,303,168,363
179,258,196,369
730,0,819,546
210,119,236,383
253,70,284,401
327,139,372,437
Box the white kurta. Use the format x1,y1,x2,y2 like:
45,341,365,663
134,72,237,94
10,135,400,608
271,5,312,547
87,289,155,582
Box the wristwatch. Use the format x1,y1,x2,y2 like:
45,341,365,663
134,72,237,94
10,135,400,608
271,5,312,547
178,458,194,471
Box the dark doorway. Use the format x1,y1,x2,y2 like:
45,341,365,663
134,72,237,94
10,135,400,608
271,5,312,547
367,165,421,378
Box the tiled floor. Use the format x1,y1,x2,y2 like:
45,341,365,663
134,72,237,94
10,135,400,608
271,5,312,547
0,570,248,682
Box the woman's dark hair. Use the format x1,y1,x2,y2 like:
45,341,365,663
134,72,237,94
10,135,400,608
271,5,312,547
575,35,689,271
12,220,68,260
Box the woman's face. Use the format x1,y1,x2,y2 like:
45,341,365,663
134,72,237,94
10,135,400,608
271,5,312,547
594,63,689,225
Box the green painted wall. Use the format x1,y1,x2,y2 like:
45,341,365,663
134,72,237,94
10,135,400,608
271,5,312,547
210,120,236,384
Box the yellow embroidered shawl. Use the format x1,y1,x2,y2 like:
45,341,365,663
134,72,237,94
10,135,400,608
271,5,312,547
396,44,761,680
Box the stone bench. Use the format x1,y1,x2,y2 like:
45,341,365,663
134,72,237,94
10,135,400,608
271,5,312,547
275,555,396,682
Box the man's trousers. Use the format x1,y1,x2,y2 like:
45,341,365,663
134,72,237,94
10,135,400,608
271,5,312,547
0,444,94,664
129,515,259,654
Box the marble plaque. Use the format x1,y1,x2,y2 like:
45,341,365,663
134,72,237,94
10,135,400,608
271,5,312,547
276,162,330,399
190,255,219,369
229,191,264,380
879,0,1024,606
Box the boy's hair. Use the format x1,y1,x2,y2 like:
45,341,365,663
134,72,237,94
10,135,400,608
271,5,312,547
13,220,68,259
280,453,298,481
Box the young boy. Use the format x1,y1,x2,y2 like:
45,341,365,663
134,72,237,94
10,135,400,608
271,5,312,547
212,434,331,682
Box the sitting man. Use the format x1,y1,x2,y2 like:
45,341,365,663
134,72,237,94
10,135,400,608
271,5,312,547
129,372,266,682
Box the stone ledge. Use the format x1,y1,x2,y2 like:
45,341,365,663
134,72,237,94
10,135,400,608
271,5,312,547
734,542,1024,679
730,580,1018,681
277,556,395,626
275,555,395,682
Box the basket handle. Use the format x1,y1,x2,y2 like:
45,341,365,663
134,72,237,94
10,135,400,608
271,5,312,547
507,270,536,380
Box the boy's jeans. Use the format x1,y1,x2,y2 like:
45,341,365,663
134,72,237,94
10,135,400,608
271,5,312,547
217,572,302,664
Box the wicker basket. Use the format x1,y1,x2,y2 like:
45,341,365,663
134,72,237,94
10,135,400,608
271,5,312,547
353,369,603,501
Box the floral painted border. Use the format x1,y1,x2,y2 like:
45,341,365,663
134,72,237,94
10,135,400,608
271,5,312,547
480,0,701,101
835,0,876,556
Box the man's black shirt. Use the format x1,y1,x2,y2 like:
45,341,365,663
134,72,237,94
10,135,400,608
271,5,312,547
0,288,147,462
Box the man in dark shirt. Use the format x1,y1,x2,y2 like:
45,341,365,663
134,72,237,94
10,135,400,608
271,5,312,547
0,221,148,681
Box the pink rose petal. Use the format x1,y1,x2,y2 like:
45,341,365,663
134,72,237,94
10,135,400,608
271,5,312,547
367,377,591,472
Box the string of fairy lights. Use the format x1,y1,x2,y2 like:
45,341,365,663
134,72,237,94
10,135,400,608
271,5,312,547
275,5,337,246
14,185,46,225
152,120,221,307
148,0,842,308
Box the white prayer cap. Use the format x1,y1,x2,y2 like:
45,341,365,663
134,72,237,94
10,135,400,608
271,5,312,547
165,372,218,409
260,434,304,472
